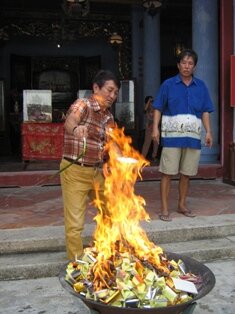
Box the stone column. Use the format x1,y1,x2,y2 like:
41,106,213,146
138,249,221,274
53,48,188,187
143,12,161,100
131,5,144,133
192,0,219,163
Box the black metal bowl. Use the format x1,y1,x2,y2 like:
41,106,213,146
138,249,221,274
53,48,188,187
59,252,215,314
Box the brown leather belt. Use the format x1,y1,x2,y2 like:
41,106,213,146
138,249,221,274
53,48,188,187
63,157,101,168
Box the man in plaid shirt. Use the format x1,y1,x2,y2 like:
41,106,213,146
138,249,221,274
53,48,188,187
60,70,120,260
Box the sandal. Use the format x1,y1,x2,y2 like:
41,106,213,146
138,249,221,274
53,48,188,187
159,214,172,222
177,209,196,217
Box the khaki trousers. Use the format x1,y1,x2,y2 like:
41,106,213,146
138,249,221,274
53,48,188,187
60,159,105,260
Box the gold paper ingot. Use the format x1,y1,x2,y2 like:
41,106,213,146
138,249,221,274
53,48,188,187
73,282,84,293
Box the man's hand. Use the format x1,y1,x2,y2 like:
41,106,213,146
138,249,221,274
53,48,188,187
73,125,88,140
202,112,213,148
152,127,160,144
152,109,161,144
205,131,213,148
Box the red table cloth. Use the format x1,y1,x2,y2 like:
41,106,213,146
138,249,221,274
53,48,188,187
22,122,64,160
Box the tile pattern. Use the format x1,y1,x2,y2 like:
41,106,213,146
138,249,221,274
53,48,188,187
0,179,234,229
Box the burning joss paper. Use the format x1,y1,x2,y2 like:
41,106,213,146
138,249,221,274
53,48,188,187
65,249,200,308
65,127,201,308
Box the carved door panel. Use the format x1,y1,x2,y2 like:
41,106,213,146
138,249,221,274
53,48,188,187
31,56,80,119
79,56,101,89
10,55,31,92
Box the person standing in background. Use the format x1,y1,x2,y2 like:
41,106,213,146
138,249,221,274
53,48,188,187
60,70,120,260
152,49,214,222
141,96,159,163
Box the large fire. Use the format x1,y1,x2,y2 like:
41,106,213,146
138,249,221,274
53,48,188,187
92,127,169,288
65,127,200,308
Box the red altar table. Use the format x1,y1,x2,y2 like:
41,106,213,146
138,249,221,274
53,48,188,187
21,122,64,161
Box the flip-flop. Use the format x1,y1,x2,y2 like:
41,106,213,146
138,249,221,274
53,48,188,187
159,214,172,222
177,210,196,217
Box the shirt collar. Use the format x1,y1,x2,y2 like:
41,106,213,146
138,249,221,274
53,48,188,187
89,95,102,112
176,74,197,86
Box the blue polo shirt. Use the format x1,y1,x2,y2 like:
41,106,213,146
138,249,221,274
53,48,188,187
153,74,214,149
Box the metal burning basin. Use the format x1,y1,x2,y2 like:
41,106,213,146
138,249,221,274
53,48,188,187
59,251,215,314
59,129,215,313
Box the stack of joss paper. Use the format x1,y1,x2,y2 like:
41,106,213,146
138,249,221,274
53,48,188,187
65,247,202,309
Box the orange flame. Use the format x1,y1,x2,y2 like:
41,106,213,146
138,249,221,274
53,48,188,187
92,127,169,291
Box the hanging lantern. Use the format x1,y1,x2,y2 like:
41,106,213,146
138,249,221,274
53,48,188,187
143,0,163,16
109,32,123,46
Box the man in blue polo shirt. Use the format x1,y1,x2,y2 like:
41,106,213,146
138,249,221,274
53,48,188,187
152,49,214,222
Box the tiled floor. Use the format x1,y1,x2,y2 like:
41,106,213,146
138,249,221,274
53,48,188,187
0,179,234,229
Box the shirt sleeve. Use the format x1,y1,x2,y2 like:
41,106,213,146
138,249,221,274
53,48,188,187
202,83,214,113
71,99,87,114
66,99,88,123
153,81,168,112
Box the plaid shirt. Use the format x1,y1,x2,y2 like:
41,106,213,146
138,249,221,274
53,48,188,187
62,96,114,165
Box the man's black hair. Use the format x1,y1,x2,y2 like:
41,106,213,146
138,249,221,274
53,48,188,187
177,49,198,66
92,69,121,89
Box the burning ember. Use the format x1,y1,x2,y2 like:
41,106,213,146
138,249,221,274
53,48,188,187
64,127,202,308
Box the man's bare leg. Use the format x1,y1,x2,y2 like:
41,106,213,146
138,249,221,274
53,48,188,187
178,174,189,210
178,174,195,217
159,174,172,221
